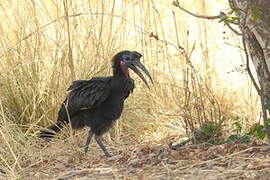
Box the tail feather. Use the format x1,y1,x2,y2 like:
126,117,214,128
39,100,70,139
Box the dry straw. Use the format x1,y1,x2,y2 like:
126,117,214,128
0,0,259,178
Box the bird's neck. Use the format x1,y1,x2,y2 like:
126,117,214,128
112,68,129,93
113,67,129,79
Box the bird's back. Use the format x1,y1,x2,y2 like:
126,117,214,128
57,76,134,135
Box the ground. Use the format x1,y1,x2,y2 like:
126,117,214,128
2,140,270,180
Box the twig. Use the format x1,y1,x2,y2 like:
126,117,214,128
169,138,191,150
172,0,241,35
57,169,91,180
172,1,237,24
176,147,255,170
172,1,220,19
225,22,242,36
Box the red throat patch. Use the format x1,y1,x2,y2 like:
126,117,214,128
124,69,129,78
120,61,129,78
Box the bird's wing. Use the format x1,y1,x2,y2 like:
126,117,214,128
64,76,112,116
124,78,135,99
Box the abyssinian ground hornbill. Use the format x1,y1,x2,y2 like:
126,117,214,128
39,50,153,157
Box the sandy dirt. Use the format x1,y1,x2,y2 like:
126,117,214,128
2,141,269,180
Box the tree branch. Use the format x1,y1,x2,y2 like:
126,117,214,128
172,0,242,35
225,22,242,36
172,1,221,20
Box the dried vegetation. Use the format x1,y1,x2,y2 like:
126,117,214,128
0,0,265,179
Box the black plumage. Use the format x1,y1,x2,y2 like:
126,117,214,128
39,50,152,157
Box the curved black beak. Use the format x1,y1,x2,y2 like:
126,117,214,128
126,54,153,89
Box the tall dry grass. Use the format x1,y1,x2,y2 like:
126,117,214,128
0,0,259,177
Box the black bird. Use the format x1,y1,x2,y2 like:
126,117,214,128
39,50,153,157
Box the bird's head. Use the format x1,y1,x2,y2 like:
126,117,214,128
112,50,153,88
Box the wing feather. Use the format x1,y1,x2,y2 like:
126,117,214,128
64,76,112,117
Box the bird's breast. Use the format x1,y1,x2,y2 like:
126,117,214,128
99,93,124,120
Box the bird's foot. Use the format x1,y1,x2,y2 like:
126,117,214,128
84,146,112,157
104,151,112,157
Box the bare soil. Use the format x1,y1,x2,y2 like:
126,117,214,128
1,141,270,180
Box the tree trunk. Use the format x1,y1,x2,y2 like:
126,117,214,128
229,0,270,141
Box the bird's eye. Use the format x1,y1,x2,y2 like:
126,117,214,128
123,55,131,61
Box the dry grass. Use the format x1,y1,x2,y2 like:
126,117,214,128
0,0,261,178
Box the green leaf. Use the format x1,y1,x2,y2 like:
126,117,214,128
265,104,270,110
218,16,229,23
240,135,250,143
230,17,240,21
251,6,262,20
227,134,239,142
233,118,242,134
266,118,270,125
248,123,266,140
227,134,250,143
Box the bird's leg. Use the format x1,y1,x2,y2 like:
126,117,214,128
84,129,93,154
95,135,112,157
